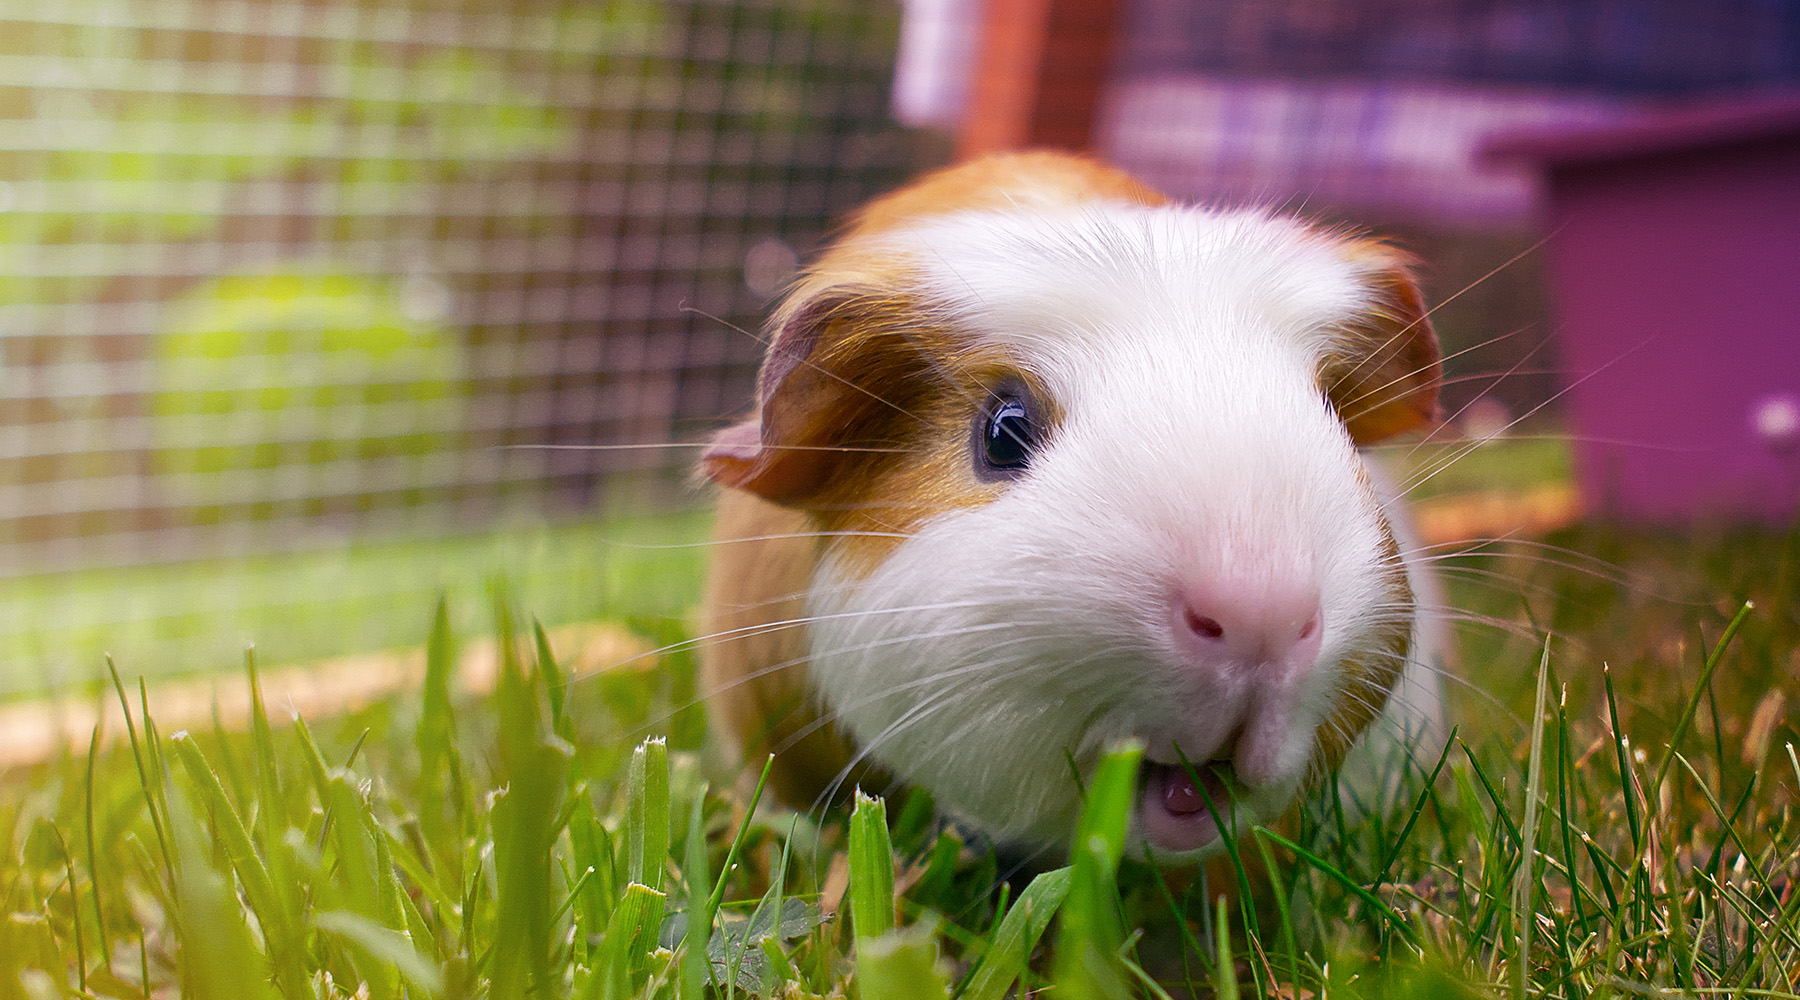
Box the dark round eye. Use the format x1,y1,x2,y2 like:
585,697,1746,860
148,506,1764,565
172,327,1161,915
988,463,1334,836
979,393,1038,475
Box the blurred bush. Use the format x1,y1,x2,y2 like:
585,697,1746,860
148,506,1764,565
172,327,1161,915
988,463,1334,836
150,268,464,520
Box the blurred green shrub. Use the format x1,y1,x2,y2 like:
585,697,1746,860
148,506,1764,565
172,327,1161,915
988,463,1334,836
149,268,464,517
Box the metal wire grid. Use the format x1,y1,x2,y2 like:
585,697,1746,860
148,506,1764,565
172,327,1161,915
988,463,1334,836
1115,0,1800,95
0,0,921,577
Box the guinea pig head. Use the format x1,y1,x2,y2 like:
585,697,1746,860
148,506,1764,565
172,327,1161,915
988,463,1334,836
704,199,1439,862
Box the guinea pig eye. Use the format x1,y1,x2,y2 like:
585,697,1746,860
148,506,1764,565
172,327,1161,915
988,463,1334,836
977,392,1039,476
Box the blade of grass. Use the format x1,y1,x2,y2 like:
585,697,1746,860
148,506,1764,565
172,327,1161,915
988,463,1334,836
707,754,774,917
1173,745,1255,913
242,647,285,831
1554,679,1593,951
316,909,445,999
371,812,410,973
1647,602,1754,816
162,779,280,1000
618,737,670,991
1514,634,1553,1000
1145,855,1213,993
627,737,671,893
168,733,311,1000
593,882,667,1000
848,789,895,943
1053,741,1140,1000
960,866,1072,1000
82,723,111,971
1373,725,1459,887
50,826,88,994
382,824,460,941
416,596,465,848
856,920,951,1000
1213,894,1239,1000
1603,664,1643,850
1673,753,1761,886
680,785,714,1000
1253,826,1422,951
107,659,174,895
1251,826,1301,991
240,646,308,962
533,617,573,741
1460,740,1524,850
490,594,574,1000
569,804,617,956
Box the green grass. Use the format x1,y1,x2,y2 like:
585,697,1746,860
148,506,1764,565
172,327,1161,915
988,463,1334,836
4,514,1800,998
1378,434,1574,502
0,509,710,700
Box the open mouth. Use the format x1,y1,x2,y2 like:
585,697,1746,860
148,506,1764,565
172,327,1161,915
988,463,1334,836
1137,758,1239,855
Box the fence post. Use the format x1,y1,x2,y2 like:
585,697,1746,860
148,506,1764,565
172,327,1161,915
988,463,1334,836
956,0,1124,158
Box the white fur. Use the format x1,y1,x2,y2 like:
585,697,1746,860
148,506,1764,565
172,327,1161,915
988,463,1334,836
806,203,1443,859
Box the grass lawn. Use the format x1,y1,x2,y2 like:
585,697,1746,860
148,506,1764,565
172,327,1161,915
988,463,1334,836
1385,435,1574,502
4,438,1800,997
0,510,711,701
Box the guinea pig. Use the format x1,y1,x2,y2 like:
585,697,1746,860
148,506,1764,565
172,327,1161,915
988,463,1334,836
697,150,1445,862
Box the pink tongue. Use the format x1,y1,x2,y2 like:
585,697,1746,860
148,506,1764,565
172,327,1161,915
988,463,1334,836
1160,765,1209,816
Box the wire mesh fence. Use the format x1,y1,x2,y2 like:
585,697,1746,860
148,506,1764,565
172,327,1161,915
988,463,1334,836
0,0,925,580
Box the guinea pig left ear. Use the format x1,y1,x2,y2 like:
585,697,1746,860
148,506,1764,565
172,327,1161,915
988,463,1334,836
1322,244,1443,445
701,286,925,504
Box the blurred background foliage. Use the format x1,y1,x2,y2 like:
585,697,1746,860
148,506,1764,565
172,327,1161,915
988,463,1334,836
0,0,919,692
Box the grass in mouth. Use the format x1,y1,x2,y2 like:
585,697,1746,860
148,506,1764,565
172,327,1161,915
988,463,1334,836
2,519,1800,998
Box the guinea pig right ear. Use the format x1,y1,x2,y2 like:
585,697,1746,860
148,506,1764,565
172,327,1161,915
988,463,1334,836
1322,243,1443,445
701,285,932,505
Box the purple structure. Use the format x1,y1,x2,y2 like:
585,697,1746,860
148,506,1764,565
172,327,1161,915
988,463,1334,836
1487,94,1800,524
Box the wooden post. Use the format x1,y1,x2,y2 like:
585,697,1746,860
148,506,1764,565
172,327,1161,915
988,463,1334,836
956,0,1123,159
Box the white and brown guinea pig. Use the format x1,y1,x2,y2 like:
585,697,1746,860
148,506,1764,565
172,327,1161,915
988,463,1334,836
697,150,1446,862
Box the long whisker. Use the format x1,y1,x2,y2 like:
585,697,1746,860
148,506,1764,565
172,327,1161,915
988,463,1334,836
1408,333,1556,454
601,528,916,552
679,301,933,427
1335,230,1555,396
564,598,993,690
495,441,915,454
1384,332,1656,506
1339,323,1535,423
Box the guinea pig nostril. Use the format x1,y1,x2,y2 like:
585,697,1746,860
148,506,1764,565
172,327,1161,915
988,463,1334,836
1184,608,1225,640
1297,614,1318,640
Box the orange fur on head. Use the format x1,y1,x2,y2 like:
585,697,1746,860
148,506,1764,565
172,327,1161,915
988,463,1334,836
844,150,1166,239
1321,239,1442,444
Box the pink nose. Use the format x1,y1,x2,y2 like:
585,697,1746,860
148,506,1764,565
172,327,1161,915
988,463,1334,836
1175,577,1323,670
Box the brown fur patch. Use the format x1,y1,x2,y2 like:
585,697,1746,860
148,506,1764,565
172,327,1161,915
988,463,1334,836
1311,499,1413,777
701,491,878,806
707,270,1062,574
846,150,1166,239
804,354,1059,577
1318,237,1443,444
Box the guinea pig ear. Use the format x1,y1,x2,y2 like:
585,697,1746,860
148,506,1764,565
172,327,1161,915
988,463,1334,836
701,286,929,505
1322,244,1442,445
